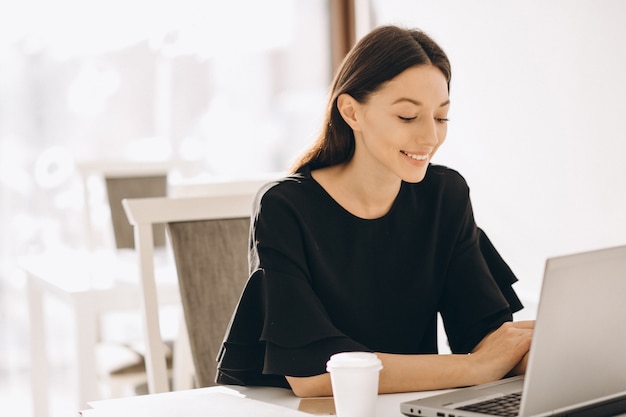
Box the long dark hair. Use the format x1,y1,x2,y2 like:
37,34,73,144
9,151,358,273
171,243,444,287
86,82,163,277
291,25,451,173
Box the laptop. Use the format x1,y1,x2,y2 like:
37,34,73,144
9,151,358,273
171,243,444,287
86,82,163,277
401,244,626,417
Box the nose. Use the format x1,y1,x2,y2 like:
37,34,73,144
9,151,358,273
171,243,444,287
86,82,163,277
416,117,440,147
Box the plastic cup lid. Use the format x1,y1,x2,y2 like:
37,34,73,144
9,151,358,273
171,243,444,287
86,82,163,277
326,352,383,372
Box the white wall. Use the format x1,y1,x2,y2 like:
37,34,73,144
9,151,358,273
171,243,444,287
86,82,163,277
374,0,626,302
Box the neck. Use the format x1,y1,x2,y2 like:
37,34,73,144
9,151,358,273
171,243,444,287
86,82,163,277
312,162,402,220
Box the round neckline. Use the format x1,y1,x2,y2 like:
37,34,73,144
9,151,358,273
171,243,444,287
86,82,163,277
301,166,405,222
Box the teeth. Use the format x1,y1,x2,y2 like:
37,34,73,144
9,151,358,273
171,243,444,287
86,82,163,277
402,151,428,161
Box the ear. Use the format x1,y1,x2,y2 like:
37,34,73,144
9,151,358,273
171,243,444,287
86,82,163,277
336,93,361,131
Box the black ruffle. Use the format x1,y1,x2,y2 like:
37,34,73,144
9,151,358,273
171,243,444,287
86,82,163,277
477,228,523,314
217,268,369,384
223,268,349,347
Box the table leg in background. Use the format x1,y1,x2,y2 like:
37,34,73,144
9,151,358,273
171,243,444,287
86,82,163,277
27,276,49,417
73,295,100,410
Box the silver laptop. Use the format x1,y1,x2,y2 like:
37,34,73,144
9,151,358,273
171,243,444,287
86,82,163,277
401,244,626,417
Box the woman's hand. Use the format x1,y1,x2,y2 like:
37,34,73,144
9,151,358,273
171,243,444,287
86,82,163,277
507,350,530,377
469,320,534,384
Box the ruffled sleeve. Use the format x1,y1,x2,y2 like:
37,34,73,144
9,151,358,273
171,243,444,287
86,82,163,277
438,194,523,354
217,267,369,386
477,228,523,313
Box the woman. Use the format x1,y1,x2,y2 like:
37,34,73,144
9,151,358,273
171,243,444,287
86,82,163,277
217,25,533,397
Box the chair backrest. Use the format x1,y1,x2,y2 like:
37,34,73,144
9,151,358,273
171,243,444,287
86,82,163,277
106,174,167,248
122,192,257,394
77,160,175,250
167,217,249,386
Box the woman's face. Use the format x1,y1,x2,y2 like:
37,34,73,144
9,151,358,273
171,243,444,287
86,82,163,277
345,64,450,183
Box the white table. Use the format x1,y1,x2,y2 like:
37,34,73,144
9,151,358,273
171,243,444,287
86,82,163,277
239,385,443,416
82,385,446,417
21,248,180,417
80,384,626,417
167,172,282,198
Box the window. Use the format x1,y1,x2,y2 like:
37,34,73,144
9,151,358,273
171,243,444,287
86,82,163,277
0,0,331,260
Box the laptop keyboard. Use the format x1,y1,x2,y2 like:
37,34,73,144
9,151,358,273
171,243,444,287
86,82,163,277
457,391,521,416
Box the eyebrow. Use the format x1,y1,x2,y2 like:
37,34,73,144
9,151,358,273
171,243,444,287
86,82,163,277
393,98,450,107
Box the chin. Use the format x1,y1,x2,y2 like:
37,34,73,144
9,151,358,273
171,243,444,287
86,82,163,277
402,169,428,184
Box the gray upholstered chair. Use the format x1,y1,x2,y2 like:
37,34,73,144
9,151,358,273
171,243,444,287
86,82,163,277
123,191,257,393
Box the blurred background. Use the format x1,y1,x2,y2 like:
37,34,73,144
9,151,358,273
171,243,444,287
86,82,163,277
1,1,625,416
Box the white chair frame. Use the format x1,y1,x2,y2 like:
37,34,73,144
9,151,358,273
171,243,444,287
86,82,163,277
123,192,256,394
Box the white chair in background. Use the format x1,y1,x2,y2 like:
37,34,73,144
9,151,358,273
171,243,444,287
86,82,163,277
76,160,180,395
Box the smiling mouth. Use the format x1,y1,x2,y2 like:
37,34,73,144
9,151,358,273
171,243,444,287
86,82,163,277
400,150,429,161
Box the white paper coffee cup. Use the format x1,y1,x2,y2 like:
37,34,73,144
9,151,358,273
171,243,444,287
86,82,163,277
326,352,383,417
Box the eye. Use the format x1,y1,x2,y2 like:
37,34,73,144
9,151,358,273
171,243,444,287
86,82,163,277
398,116,416,122
435,117,450,124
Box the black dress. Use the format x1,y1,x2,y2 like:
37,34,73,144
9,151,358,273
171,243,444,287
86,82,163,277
216,164,523,388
